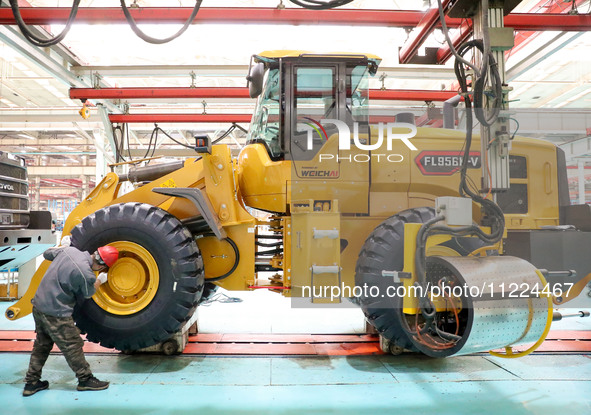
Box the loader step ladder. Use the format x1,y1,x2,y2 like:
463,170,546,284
291,200,342,304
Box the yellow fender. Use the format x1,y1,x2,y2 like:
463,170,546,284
7,149,255,320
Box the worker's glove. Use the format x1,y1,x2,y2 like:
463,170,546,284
59,235,71,247
97,272,108,285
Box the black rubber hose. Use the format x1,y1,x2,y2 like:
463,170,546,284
10,0,80,47
203,236,240,282
453,40,505,242
120,0,202,44
154,126,200,150
256,241,283,247
454,40,502,128
212,123,247,145
413,40,506,290
255,235,283,240
289,0,355,9
256,248,283,256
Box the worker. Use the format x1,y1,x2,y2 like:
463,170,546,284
22,238,119,397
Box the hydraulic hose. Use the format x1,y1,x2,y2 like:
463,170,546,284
410,1,506,341
455,41,502,128
120,0,202,44
202,235,240,282
10,0,80,47
288,0,355,10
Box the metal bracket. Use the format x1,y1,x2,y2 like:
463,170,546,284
92,72,103,89
311,265,340,275
381,270,411,283
312,228,339,239
152,187,227,240
379,73,387,90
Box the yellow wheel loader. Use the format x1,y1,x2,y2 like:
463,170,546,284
7,51,590,357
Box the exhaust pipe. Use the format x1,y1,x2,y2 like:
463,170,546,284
443,95,462,129
395,112,416,125
119,161,185,183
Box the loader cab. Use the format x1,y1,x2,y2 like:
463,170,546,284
239,51,380,213
246,51,380,161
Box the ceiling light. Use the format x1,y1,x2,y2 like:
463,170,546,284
18,133,37,140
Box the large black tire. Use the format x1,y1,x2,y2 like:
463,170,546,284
71,203,204,351
355,207,484,353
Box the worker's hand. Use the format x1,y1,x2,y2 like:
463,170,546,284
97,272,108,285
60,235,71,247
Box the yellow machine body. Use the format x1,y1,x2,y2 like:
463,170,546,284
6,51,562,359
9,127,561,320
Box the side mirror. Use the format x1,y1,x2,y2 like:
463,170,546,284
246,62,265,99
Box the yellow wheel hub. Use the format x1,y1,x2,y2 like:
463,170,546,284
93,241,159,315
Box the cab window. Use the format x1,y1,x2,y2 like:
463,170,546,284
291,66,336,161
247,68,282,158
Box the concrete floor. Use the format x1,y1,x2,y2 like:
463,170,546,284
1,292,591,415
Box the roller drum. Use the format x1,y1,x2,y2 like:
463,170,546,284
422,255,549,357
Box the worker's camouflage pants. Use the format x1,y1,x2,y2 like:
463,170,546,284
24,307,92,384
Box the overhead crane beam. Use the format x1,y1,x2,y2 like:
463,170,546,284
0,8,588,31
69,64,457,80
398,0,451,64
436,0,588,64
107,114,434,124
108,114,253,124
70,87,459,102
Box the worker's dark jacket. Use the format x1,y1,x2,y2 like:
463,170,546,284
31,246,97,318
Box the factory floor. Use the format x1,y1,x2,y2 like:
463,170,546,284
1,290,590,415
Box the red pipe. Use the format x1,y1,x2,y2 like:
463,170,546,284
0,8,445,26
108,113,252,123
398,1,451,64
504,13,591,31
70,87,251,100
436,20,473,64
508,0,588,59
72,87,458,102
107,114,432,124
437,0,588,64
369,89,457,102
1,7,589,31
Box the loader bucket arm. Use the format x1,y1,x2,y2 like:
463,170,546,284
7,157,207,321
5,260,50,320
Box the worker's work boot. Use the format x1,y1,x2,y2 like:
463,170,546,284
23,380,49,396
77,376,109,391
